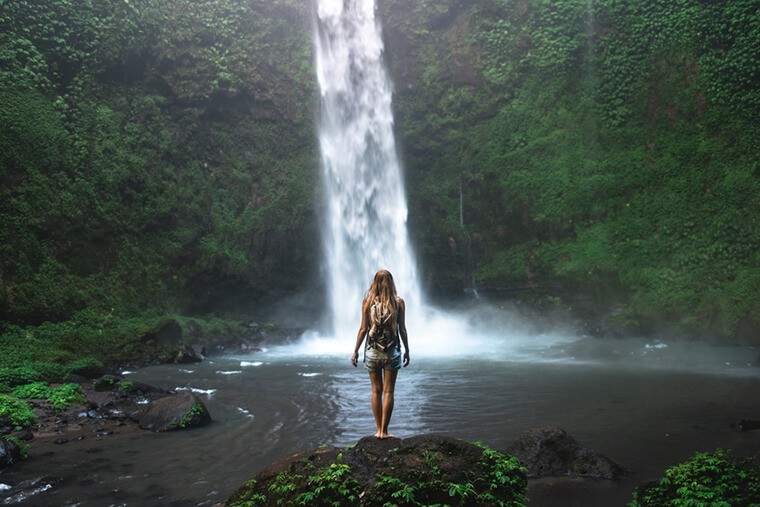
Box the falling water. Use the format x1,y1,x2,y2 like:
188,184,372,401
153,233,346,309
313,0,422,341
287,0,574,358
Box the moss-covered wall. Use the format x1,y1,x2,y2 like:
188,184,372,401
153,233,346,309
380,0,760,340
0,0,318,324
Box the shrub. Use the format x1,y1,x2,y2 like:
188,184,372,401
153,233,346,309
11,382,85,410
630,449,760,506
0,395,36,428
47,384,86,410
12,382,51,399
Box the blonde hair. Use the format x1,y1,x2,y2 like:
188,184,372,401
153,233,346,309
365,269,399,329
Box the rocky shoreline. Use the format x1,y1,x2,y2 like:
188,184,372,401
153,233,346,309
222,429,625,507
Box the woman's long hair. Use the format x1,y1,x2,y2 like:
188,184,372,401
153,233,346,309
365,269,398,326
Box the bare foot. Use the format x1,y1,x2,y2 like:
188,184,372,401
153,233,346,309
374,430,382,439
379,432,394,439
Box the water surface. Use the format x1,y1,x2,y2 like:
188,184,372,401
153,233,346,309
3,346,759,506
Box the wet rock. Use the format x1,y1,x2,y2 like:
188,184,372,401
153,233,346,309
53,437,68,445
735,312,760,345
0,438,23,468
12,430,33,441
506,426,624,479
2,476,61,504
175,344,205,364
93,374,121,391
738,419,760,432
138,393,211,432
140,318,183,347
67,361,105,379
226,434,527,506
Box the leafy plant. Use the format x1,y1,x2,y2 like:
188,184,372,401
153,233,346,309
0,394,36,428
630,449,760,507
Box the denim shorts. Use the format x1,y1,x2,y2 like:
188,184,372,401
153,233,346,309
364,346,402,371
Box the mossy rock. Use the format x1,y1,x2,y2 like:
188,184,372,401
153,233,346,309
93,375,121,391
66,357,105,379
226,434,527,506
137,393,211,432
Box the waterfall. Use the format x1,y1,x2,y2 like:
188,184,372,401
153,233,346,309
313,0,422,341
281,0,571,359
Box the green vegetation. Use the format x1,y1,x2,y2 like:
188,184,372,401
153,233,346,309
12,382,86,410
386,0,760,340
117,379,136,393
630,450,760,506
169,400,209,430
2,435,30,460
0,0,315,370
0,394,36,429
293,463,360,505
228,440,527,506
2,0,759,358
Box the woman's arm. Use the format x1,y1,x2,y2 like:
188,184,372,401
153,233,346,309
398,298,410,367
351,297,369,367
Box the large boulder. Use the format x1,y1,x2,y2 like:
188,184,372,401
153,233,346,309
140,318,183,348
226,434,527,506
506,426,624,480
174,344,205,364
138,393,211,432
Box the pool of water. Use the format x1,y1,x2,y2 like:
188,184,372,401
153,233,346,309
2,344,759,506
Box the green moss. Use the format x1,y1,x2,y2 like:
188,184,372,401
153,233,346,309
169,401,208,430
1,435,30,460
630,449,760,506
0,394,36,429
117,380,136,393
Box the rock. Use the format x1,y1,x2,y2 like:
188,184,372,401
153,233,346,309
93,374,121,391
735,312,760,345
0,438,23,468
66,373,90,384
140,318,183,347
738,419,760,432
2,476,61,504
506,426,624,480
67,359,105,379
138,393,211,432
13,430,33,441
175,344,205,364
226,434,527,506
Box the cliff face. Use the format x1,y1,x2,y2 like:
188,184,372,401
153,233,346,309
0,0,318,322
2,0,759,341
378,0,760,341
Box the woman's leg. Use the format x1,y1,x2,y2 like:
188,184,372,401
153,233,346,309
368,369,384,438
380,368,398,438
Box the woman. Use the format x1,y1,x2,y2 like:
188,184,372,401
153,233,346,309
351,269,410,439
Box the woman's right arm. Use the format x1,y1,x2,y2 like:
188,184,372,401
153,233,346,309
351,298,369,367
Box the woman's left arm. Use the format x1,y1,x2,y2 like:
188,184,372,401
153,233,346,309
398,298,410,367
